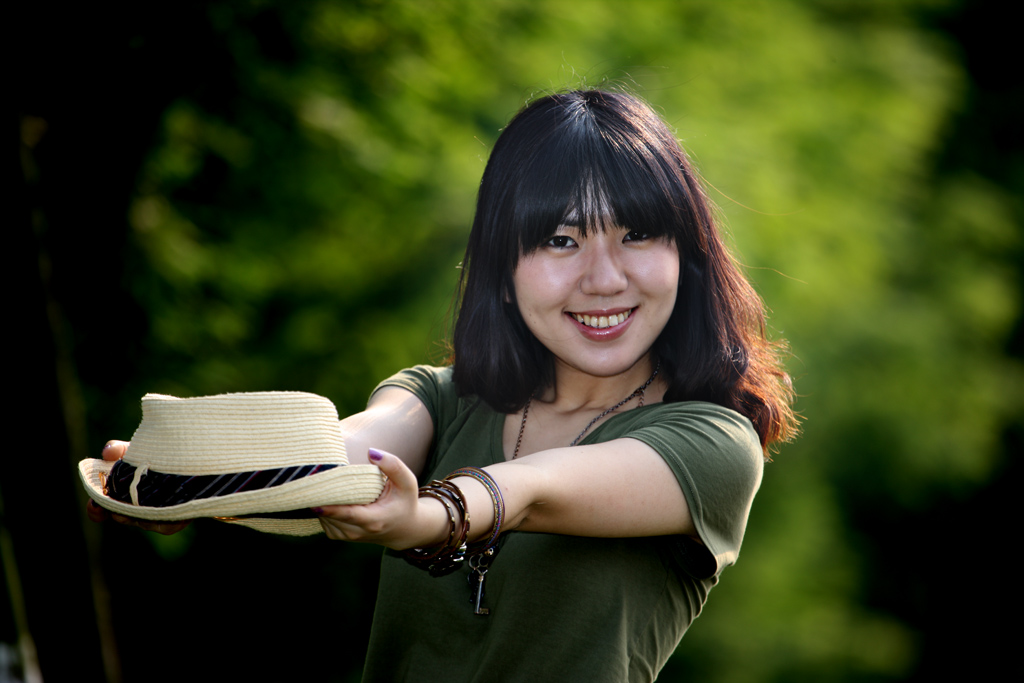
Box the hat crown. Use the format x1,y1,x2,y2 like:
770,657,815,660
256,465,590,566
126,392,348,475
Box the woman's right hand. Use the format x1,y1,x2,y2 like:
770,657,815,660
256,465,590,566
85,440,192,536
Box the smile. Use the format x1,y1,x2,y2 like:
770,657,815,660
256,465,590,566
570,308,634,329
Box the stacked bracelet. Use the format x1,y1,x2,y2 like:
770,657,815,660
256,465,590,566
415,489,458,560
402,479,471,577
446,467,505,552
403,467,506,578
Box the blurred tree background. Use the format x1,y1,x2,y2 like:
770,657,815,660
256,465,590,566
8,0,1020,681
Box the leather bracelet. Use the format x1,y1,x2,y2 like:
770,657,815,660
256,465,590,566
408,488,457,562
432,481,471,554
402,480,471,577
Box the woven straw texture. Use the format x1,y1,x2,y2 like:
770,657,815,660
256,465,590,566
129,391,349,473
78,392,385,534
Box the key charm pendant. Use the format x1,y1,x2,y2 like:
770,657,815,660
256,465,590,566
470,569,489,615
467,547,498,615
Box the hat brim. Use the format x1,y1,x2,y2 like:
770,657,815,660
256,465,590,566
80,458,385,535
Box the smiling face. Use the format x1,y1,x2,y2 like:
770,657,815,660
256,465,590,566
451,91,716,411
512,223,680,382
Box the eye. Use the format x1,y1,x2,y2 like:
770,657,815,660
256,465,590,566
622,229,651,242
544,235,578,249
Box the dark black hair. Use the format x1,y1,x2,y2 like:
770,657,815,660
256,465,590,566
451,90,796,451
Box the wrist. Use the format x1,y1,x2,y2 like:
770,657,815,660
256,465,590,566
410,493,454,550
401,479,470,576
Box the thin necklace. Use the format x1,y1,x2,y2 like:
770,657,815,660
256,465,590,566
512,360,661,459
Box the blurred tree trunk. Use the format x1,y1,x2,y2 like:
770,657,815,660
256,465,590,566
10,2,219,680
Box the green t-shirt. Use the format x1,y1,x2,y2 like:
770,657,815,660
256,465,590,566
361,366,763,683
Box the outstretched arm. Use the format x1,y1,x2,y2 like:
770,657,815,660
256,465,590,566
337,385,434,472
316,386,455,548
318,389,695,548
483,439,695,538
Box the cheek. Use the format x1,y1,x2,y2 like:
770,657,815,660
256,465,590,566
662,266,681,301
514,259,575,306
633,252,680,298
658,245,682,292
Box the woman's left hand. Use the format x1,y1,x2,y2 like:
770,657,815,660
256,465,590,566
314,448,449,551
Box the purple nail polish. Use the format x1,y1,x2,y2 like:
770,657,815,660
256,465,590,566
368,448,384,462
311,507,324,516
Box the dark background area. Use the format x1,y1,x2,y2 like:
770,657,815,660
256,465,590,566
8,1,1020,681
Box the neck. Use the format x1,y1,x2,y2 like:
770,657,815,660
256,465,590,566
539,355,661,412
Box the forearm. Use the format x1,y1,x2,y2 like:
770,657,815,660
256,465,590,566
319,436,694,551
340,386,433,473
451,438,695,542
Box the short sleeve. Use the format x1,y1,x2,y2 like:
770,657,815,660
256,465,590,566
599,402,764,579
370,365,453,418
369,365,473,477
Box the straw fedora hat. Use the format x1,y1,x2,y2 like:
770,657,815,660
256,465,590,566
79,391,385,536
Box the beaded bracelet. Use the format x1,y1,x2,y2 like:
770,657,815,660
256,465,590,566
446,467,505,552
402,479,471,577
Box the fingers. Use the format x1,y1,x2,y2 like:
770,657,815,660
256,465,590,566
110,512,192,536
102,440,128,462
88,441,125,521
315,447,422,545
87,498,191,535
88,442,121,523
315,448,414,518
88,442,192,536
366,447,417,492
86,499,109,523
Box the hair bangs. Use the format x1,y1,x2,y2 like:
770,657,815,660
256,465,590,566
598,141,683,244
509,127,610,255
511,114,685,256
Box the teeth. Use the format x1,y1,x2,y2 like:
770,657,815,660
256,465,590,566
573,309,632,329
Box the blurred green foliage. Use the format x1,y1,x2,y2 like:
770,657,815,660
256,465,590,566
14,0,1021,681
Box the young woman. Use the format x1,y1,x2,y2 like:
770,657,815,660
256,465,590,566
94,89,796,681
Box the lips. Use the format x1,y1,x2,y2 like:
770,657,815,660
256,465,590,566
569,308,634,329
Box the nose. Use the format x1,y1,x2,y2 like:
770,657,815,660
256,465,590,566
580,241,628,296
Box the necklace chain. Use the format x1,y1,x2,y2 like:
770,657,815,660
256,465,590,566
511,361,661,460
